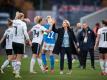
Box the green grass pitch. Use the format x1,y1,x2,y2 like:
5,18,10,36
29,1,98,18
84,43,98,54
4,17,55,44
0,55,107,80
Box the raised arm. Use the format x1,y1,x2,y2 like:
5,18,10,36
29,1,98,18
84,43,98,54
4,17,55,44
44,19,57,33
43,23,56,33
52,23,58,33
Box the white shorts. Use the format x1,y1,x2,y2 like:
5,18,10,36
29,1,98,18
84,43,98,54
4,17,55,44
42,42,55,51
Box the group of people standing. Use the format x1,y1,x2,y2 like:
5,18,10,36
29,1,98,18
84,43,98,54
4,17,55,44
75,20,107,76
0,11,107,79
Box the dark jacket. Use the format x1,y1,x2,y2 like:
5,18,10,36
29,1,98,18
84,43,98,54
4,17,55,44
78,27,96,51
52,25,78,55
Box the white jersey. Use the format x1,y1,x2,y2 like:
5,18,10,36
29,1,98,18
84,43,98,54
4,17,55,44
98,27,107,48
4,27,14,49
12,19,29,44
30,24,47,44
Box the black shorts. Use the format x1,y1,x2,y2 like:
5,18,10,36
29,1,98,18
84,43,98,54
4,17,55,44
99,47,107,54
6,49,12,55
12,42,24,54
32,43,40,54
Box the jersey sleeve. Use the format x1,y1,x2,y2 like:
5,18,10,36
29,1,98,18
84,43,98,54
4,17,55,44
23,23,30,40
41,26,47,31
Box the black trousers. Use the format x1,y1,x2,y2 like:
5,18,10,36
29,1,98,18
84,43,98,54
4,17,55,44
80,48,95,68
77,53,83,67
60,47,72,71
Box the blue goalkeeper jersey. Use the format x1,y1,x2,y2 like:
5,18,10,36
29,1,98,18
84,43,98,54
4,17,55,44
43,23,56,44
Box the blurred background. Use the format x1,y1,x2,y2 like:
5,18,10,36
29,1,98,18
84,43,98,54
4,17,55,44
0,0,107,57
0,0,107,37
1,0,107,43
0,0,107,24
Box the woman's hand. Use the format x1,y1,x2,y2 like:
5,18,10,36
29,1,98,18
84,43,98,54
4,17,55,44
51,19,56,25
77,48,80,52
26,40,32,47
94,45,97,51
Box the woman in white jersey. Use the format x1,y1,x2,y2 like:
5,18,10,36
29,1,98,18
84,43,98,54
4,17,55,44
0,19,14,74
12,12,31,78
94,20,107,76
29,16,51,74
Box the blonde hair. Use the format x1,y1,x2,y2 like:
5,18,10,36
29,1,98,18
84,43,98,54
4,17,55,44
63,20,70,27
46,16,52,23
34,16,42,23
46,16,52,19
15,12,24,19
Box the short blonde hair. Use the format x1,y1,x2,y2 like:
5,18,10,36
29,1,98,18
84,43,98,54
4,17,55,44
46,16,52,20
34,16,42,23
63,20,70,27
15,12,24,19
46,16,53,23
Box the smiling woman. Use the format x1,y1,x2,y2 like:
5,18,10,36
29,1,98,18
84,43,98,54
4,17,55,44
52,19,79,75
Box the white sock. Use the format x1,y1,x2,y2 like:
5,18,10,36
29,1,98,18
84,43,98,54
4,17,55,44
12,60,17,71
105,60,107,73
37,58,44,71
100,59,105,72
1,60,9,69
15,61,21,74
30,58,36,72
